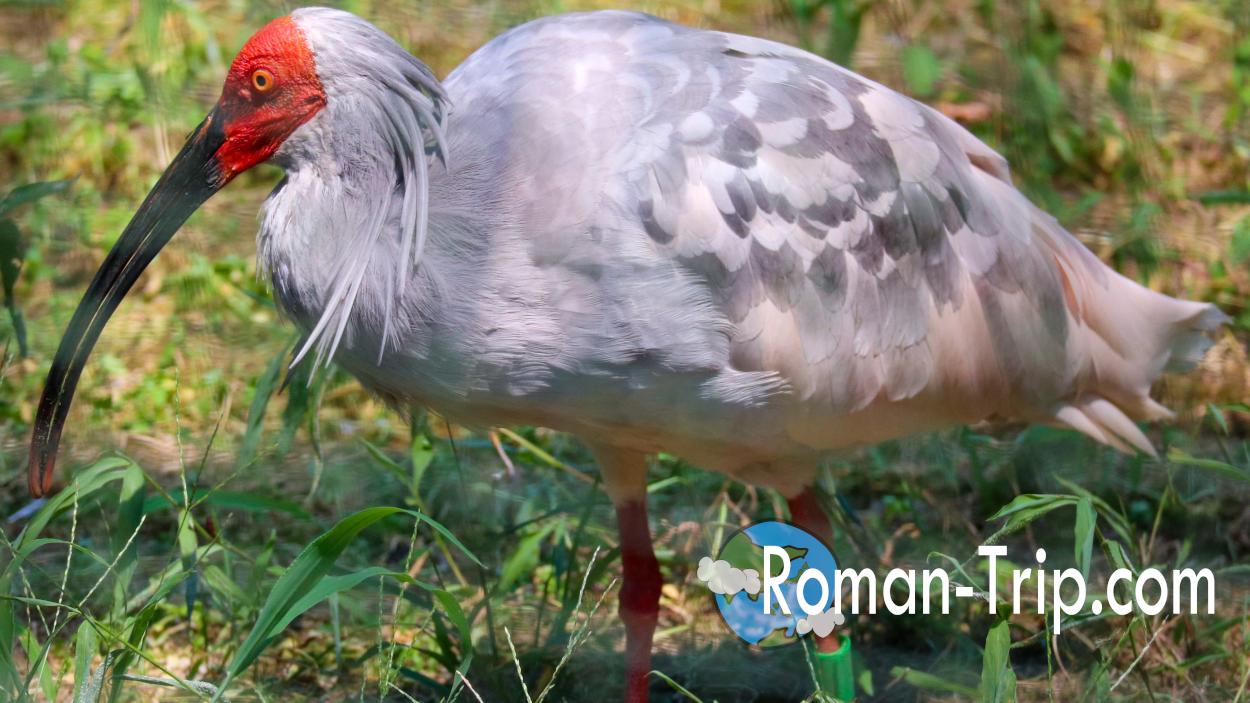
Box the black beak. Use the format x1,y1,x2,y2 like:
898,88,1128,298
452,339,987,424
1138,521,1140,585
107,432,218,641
29,112,227,497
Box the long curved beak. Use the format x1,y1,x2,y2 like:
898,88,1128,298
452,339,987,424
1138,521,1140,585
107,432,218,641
28,112,228,497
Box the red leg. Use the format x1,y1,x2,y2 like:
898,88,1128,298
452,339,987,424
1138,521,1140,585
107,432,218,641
787,486,841,654
615,498,662,703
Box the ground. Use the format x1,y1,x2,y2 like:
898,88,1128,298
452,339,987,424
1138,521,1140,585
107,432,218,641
1,0,1249,701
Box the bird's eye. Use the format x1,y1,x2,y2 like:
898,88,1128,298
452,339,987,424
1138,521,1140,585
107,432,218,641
252,69,274,92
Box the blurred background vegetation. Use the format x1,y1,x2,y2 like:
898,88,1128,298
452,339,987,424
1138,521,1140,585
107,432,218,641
1,0,1250,701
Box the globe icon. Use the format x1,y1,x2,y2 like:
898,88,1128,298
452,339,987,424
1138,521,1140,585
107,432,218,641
713,521,839,647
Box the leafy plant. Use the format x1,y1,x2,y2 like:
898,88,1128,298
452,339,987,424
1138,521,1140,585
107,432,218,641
217,506,479,699
901,44,941,97
0,177,74,357
779,0,879,68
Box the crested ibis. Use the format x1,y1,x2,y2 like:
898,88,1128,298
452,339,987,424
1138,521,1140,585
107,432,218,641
28,8,1226,701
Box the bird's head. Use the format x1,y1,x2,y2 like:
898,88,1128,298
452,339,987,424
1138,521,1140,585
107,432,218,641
28,8,446,497
212,16,328,180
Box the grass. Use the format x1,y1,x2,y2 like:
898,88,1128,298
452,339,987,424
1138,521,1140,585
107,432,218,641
4,404,1250,702
0,0,1249,701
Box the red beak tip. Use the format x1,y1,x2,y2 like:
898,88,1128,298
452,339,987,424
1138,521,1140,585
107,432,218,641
28,451,54,498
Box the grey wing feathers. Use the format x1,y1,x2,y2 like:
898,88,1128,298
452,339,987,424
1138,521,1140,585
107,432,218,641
613,26,1064,412
434,11,1223,455
606,15,1222,447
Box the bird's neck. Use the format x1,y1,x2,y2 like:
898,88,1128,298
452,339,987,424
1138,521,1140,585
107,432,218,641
257,129,489,368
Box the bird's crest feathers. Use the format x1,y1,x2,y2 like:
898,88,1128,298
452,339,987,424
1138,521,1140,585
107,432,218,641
283,7,449,372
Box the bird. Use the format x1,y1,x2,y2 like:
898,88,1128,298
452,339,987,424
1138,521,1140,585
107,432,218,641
28,8,1226,702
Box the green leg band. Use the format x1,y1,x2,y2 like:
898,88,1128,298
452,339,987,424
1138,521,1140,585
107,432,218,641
813,634,855,702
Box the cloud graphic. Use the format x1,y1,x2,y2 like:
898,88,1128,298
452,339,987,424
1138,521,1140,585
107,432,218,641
697,556,718,581
697,557,761,596
795,607,846,638
743,568,760,594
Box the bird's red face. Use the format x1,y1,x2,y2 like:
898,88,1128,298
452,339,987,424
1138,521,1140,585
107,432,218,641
213,16,327,181
26,16,326,497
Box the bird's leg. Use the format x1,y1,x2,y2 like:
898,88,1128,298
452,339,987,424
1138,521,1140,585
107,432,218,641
786,486,841,655
616,497,662,703
592,446,660,703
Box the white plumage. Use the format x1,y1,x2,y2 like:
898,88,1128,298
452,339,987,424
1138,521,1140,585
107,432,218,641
29,9,1227,702
262,9,1222,498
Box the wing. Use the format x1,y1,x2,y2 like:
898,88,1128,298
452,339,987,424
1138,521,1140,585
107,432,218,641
437,11,1222,453
603,24,1087,419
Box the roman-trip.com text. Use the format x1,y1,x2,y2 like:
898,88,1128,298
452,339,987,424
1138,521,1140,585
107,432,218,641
761,545,1215,632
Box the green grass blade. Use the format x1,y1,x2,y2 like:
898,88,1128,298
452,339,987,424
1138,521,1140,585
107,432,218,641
141,489,311,519
889,666,979,697
1052,477,1133,543
403,576,475,697
649,670,705,703
329,592,342,673
362,439,410,487
15,458,133,555
73,621,98,703
199,490,313,519
244,533,276,598
222,506,476,685
0,595,75,610
77,652,112,703
236,348,286,469
106,604,157,703
112,464,147,613
224,507,404,678
985,494,1079,539
277,349,312,457
0,601,19,697
116,674,228,700
497,521,560,595
127,567,195,613
201,565,256,609
988,493,1076,522
1190,189,1250,205
411,510,481,568
269,566,395,635
0,218,27,356
410,433,433,496
177,511,199,618
21,621,61,703
1075,497,1095,581
1168,448,1250,481
979,616,1016,703
0,177,77,219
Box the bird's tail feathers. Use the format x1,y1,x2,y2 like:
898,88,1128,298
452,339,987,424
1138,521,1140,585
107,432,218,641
1032,206,1229,454
1165,303,1229,372
1054,399,1159,456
